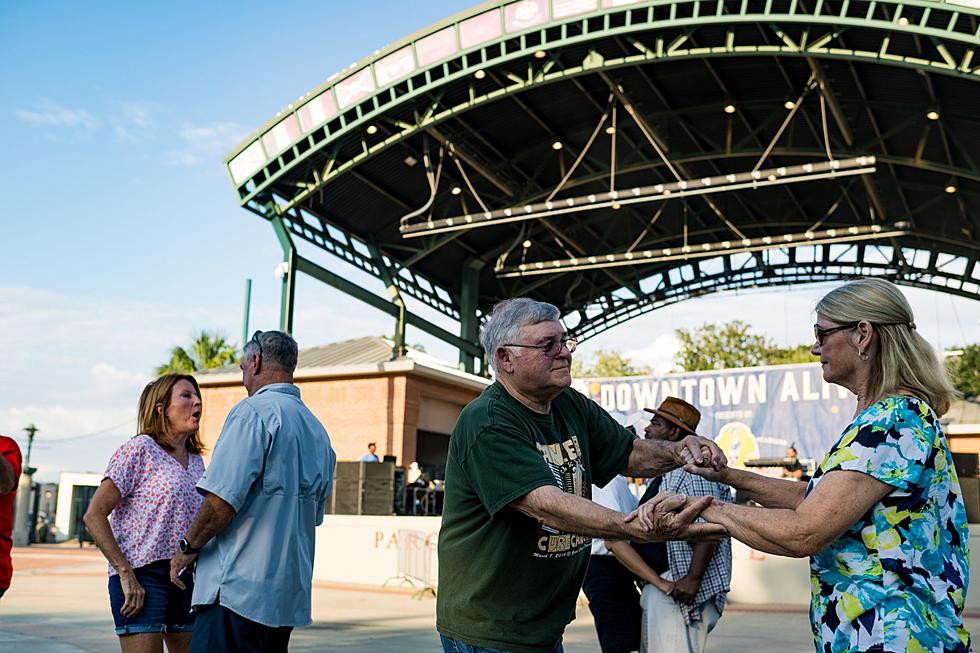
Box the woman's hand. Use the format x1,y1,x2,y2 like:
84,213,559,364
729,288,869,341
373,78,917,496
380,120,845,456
624,491,687,529
627,492,727,542
672,435,727,471
117,568,146,617
682,463,728,483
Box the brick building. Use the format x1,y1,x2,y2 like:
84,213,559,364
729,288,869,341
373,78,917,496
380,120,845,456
194,336,489,471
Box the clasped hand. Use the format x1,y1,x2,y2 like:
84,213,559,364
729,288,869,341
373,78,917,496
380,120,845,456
672,434,727,471
624,491,727,542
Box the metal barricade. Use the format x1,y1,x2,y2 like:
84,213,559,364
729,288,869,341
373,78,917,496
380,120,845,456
384,528,439,598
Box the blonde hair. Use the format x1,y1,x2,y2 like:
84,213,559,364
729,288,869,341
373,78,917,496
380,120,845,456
137,374,205,454
815,278,956,415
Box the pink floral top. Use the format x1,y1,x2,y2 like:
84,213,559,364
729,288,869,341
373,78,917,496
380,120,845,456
103,434,205,576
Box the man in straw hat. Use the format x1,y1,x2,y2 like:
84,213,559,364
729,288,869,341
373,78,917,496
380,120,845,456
624,397,732,653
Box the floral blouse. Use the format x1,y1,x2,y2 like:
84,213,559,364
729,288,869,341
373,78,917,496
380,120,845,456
104,434,205,576
806,396,970,653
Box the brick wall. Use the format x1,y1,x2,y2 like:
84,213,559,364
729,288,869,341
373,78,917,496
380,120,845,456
197,371,483,466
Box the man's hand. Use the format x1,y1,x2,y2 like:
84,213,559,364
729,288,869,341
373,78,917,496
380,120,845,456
624,491,687,528
673,436,726,471
170,552,197,590
627,493,727,542
668,573,702,605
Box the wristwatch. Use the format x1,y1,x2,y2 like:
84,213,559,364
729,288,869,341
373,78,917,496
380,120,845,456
178,537,200,555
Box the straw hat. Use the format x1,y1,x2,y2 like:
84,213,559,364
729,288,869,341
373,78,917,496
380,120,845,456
643,396,700,435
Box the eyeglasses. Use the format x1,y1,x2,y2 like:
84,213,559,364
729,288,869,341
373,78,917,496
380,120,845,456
502,337,577,358
813,322,858,345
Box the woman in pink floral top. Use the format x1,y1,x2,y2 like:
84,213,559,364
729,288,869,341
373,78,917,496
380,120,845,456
84,374,206,653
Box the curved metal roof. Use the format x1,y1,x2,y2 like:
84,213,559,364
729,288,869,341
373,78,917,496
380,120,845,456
226,0,980,346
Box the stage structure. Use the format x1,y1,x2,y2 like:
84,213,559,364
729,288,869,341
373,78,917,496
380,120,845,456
224,0,980,373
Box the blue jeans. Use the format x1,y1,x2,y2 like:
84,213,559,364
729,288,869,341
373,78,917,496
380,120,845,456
440,634,564,653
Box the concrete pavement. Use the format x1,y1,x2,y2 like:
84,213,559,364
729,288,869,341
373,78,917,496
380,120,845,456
2,545,974,652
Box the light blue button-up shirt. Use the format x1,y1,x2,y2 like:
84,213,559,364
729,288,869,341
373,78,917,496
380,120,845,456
192,383,336,627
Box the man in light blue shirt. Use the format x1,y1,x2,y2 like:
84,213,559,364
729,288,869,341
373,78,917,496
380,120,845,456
170,330,336,653
359,442,379,462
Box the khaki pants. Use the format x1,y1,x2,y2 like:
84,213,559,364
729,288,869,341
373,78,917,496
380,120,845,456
640,583,721,653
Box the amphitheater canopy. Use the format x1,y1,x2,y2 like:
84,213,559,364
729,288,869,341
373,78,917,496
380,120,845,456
224,0,980,372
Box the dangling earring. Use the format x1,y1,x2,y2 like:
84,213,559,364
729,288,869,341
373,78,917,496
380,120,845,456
858,351,869,361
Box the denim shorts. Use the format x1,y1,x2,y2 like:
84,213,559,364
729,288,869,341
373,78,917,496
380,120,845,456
108,559,195,636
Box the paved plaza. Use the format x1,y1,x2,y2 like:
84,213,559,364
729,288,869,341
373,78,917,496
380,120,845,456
2,545,976,652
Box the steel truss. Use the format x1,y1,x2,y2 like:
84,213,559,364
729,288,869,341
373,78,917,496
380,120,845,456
226,0,980,363
229,0,980,209
568,240,980,340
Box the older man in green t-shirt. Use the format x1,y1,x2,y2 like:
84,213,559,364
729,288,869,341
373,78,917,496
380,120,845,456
437,298,727,653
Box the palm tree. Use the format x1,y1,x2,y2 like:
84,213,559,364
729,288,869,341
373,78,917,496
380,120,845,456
156,330,238,374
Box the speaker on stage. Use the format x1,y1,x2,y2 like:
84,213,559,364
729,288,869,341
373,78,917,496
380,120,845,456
325,460,396,515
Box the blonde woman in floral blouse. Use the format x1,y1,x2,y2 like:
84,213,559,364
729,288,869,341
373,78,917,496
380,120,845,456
84,374,206,653
637,278,969,653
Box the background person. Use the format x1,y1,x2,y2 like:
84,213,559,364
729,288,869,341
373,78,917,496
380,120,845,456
359,442,379,462
780,446,804,480
0,434,22,600
635,397,731,653
652,278,970,653
169,330,336,653
581,421,643,653
83,374,206,653
437,298,728,653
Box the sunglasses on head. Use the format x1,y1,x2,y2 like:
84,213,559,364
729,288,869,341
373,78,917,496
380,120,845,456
249,330,263,356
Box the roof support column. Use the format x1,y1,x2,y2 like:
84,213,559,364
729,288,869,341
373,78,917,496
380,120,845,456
459,258,484,374
271,214,296,334
368,242,408,360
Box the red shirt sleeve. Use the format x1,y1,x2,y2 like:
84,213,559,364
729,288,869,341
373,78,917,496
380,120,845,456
0,436,22,492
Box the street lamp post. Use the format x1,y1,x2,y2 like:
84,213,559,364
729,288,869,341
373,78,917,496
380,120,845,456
23,423,38,474
12,424,38,546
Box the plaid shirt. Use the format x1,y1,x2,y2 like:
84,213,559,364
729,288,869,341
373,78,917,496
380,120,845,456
659,468,733,624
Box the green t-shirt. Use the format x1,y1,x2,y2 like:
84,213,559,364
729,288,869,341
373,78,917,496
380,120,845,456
436,382,634,653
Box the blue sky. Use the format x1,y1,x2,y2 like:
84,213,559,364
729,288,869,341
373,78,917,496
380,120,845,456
2,1,978,481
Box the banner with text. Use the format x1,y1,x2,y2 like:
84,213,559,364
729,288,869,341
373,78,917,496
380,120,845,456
572,363,855,464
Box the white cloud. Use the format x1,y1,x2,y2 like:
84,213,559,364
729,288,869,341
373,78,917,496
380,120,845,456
90,362,151,392
0,283,253,479
170,152,202,167
0,404,136,480
122,102,154,129
178,122,240,143
622,332,682,375
14,103,97,129
0,404,134,441
170,121,244,166
111,102,156,144
0,284,234,476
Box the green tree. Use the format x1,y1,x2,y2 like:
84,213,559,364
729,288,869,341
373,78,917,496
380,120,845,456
948,344,980,398
572,348,652,378
674,321,815,371
156,330,238,374
768,344,817,365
